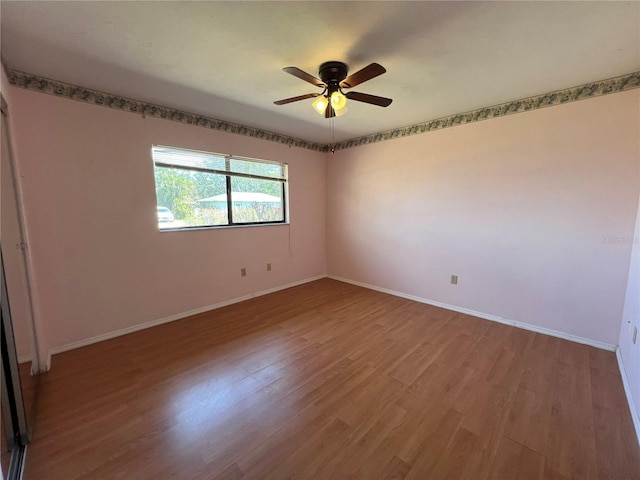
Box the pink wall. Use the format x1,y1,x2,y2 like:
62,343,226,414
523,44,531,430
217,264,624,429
619,190,640,437
327,90,640,346
7,86,326,356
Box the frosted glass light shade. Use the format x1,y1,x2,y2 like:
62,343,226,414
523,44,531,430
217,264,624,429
330,91,347,110
312,96,328,114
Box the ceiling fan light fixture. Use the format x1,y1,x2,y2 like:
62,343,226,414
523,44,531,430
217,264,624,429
312,96,328,114
275,61,391,119
330,90,347,110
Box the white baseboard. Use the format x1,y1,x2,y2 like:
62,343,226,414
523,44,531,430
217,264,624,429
17,354,31,364
47,275,327,362
42,273,636,446
616,348,640,449
46,272,616,360
327,275,616,352
16,356,41,376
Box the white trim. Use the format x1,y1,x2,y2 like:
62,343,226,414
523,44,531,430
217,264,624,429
16,356,40,376
328,275,616,352
17,355,31,364
46,273,618,364
616,348,640,448
47,275,326,360
41,273,640,448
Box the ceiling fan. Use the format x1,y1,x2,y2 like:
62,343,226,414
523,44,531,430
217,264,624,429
274,61,393,118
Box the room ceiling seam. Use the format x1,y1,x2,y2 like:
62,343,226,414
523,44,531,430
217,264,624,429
6,68,639,153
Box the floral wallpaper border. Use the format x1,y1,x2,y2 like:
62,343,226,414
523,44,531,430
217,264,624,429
7,70,327,152
333,71,640,151
7,69,639,152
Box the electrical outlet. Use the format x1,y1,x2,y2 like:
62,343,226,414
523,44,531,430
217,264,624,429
241,268,246,277
451,275,458,285
267,263,272,272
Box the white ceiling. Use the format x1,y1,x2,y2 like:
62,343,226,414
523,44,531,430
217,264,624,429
1,1,639,145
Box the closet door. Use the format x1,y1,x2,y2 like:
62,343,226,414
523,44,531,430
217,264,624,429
1,250,28,479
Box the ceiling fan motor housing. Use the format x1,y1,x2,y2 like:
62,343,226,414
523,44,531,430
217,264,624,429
319,61,348,86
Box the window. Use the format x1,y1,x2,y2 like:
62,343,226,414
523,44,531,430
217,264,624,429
152,146,287,230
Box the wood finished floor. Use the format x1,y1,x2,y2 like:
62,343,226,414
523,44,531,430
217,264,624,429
25,279,639,480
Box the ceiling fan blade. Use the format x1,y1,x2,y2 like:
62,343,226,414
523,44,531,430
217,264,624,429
346,91,393,107
324,103,336,119
283,67,326,87
340,63,386,88
274,93,320,105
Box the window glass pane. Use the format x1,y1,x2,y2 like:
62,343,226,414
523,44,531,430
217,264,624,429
230,158,284,180
153,146,226,171
230,177,284,224
152,146,287,230
154,166,228,228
